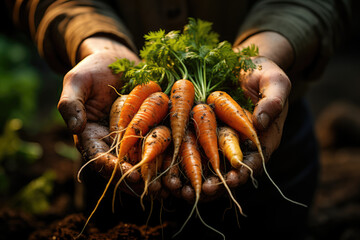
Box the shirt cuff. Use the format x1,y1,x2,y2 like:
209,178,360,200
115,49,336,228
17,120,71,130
35,2,137,74
234,1,336,79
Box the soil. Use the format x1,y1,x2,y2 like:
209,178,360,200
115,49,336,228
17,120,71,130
0,126,170,240
1,11,360,239
1,101,360,240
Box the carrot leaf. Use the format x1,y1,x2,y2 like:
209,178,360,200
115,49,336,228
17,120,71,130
109,18,258,106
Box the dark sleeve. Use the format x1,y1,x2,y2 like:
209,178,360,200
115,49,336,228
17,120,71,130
234,0,352,79
8,0,137,74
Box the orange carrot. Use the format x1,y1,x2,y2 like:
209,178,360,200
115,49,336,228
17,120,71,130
173,129,223,238
169,79,195,164
109,94,128,135
127,141,142,165
243,108,253,124
118,91,169,160
180,130,202,200
218,126,258,188
207,91,306,207
191,103,246,217
140,152,164,209
207,91,258,148
119,125,171,210
78,91,169,237
116,81,161,145
109,95,128,154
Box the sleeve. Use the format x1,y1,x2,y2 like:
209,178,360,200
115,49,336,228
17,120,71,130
234,0,352,79
8,0,137,74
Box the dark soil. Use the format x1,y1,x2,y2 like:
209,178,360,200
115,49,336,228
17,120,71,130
1,9,360,239
1,100,360,240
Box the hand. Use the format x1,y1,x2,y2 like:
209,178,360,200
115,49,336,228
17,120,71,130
175,57,291,203
57,36,140,134
74,122,146,196
175,32,293,202
58,36,149,194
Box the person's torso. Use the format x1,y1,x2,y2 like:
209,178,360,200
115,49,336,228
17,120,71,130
112,0,254,48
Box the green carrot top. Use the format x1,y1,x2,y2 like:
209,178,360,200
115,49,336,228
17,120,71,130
109,18,258,110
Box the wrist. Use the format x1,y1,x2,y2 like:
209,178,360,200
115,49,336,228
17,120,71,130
77,35,137,63
234,31,294,72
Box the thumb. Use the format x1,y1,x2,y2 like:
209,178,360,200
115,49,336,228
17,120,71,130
252,71,291,131
57,80,87,134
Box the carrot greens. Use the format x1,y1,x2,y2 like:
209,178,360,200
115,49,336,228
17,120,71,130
109,18,258,109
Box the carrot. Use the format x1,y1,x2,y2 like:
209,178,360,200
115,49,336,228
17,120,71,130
173,129,224,239
142,152,164,231
78,91,169,237
243,108,253,124
218,126,244,168
191,103,246,217
115,81,161,146
115,125,171,210
169,79,195,165
180,130,202,202
109,94,128,135
118,92,169,160
207,91,306,207
218,126,258,188
140,153,164,210
127,141,142,165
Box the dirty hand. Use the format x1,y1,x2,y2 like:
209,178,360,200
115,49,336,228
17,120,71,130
57,36,140,134
58,36,143,191
175,32,293,202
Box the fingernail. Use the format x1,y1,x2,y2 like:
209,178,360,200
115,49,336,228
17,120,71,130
259,113,270,129
68,117,77,131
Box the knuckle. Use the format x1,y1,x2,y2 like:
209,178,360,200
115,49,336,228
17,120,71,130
269,95,284,112
57,98,68,111
63,70,77,83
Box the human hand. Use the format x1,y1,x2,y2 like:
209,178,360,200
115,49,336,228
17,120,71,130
73,57,289,204
74,122,143,195
173,56,290,203
57,36,140,134
58,36,150,194
174,32,293,202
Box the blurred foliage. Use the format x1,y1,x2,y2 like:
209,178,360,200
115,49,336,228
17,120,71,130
0,34,45,197
0,119,43,193
54,141,81,162
12,170,56,215
0,34,76,215
0,35,40,130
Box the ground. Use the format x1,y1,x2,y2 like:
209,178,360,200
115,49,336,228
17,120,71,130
1,8,360,239
1,91,360,240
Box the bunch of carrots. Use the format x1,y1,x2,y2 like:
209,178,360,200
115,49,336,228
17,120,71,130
78,18,305,239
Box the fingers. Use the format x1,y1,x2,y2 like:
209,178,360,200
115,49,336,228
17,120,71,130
77,122,140,183
177,151,265,203
258,100,289,158
182,178,223,203
241,57,291,131
58,51,123,134
162,155,182,198
58,71,88,134
253,71,290,131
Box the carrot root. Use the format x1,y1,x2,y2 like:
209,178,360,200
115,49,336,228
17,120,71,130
172,197,225,240
208,91,307,208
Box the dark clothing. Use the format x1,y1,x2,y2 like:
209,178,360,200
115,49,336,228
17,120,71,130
8,0,350,80
6,0,350,239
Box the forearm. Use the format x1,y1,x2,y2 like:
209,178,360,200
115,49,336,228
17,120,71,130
77,36,139,64
234,31,299,72
235,0,351,78
8,0,136,74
